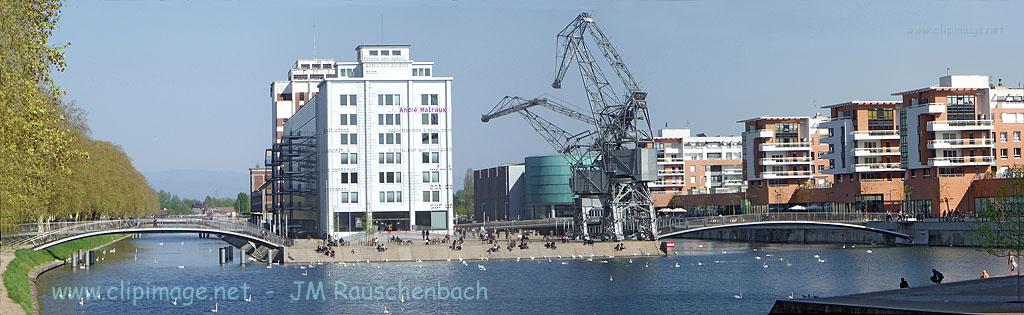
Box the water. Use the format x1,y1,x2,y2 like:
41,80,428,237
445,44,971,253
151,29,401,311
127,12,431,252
37,234,1010,314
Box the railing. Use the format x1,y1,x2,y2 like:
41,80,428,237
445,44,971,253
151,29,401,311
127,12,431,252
761,157,813,164
927,138,994,147
762,170,813,178
761,142,813,150
855,162,902,170
853,130,899,137
3,218,291,249
927,120,994,130
854,147,900,155
656,212,889,236
929,156,995,166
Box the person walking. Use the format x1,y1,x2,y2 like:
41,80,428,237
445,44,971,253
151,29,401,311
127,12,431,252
1010,253,1018,275
899,278,909,288
930,269,944,284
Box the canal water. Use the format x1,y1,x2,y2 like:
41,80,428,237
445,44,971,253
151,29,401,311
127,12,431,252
37,234,1010,314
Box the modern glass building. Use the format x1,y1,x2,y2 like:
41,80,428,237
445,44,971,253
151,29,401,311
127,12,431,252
524,155,577,219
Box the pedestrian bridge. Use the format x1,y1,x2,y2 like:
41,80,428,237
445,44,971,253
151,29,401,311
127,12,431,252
656,212,912,241
3,218,291,250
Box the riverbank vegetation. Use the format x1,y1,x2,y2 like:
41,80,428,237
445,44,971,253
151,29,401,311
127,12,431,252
0,0,158,230
2,234,125,313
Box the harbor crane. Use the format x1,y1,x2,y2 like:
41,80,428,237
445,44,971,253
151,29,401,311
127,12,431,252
481,12,657,240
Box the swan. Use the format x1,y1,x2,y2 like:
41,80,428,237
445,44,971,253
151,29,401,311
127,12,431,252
865,250,873,253
733,292,743,299
477,264,486,271
172,298,178,305
211,303,219,313
245,294,252,302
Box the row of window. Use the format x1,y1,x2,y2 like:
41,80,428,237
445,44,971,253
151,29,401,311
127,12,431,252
412,68,431,77
337,94,441,106
998,148,1023,159
368,49,402,56
377,190,443,203
339,113,440,127
999,131,1022,142
338,152,441,165
335,171,440,184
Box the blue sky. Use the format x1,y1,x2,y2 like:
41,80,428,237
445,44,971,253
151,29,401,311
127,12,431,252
51,0,1023,193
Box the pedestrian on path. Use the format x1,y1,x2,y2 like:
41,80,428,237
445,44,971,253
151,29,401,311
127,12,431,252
1009,253,1017,275
899,278,909,289
930,269,944,284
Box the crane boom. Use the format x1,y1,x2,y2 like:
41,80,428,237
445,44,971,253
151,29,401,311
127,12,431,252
481,96,597,125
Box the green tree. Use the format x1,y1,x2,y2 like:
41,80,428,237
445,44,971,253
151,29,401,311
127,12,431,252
975,172,1024,303
0,0,84,227
235,192,251,213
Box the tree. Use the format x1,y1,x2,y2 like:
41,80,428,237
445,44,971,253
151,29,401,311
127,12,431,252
453,168,475,221
235,192,251,213
975,171,1024,303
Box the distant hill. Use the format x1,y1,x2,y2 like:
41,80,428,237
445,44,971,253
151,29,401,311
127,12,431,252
143,169,248,199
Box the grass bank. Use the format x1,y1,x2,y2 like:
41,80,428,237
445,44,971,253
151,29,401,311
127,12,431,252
2,234,126,314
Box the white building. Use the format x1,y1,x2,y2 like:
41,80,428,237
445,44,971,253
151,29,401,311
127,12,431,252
281,45,454,237
651,128,745,194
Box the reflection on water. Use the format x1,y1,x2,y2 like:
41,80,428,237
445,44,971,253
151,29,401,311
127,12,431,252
36,234,1008,314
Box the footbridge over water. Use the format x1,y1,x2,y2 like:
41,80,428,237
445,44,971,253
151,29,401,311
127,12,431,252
656,212,913,243
3,219,291,260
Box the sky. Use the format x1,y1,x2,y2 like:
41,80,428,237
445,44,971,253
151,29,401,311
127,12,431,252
51,0,1023,194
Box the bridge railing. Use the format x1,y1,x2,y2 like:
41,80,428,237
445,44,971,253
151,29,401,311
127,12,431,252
2,218,291,249
656,212,889,235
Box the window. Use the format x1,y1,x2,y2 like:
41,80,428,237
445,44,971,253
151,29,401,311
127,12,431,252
381,50,390,56
379,191,403,203
377,94,401,106
421,132,439,144
422,190,441,202
339,133,357,145
421,94,439,106
369,50,378,56
1015,131,1021,142
378,152,402,164
338,192,359,204
1001,132,1008,142
689,176,696,184
422,171,440,183
1001,149,1009,159
338,68,355,77
421,113,439,125
339,153,358,164
378,114,401,126
378,133,402,145
1001,113,1024,123
339,95,357,106
278,93,292,101
422,152,440,163
339,172,358,184
391,50,401,56
1016,148,1022,159
339,114,357,126
378,172,402,183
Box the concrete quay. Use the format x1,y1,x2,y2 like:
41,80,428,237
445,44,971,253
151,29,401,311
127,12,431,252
286,239,661,264
770,276,1024,314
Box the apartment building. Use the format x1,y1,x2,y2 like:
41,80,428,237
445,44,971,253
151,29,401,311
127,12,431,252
896,75,1024,216
820,101,905,211
650,128,744,194
274,45,454,237
739,115,831,209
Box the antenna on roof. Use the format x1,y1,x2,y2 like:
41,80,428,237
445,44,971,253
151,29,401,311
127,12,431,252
312,18,317,58
946,67,950,76
380,13,384,43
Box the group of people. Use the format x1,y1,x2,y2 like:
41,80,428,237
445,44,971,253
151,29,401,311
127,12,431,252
448,238,465,251
613,243,626,252
315,244,335,258
900,255,1020,289
884,211,916,222
543,241,558,250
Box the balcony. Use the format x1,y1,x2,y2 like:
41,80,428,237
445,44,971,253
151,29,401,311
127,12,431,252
754,129,774,138
762,170,813,179
927,120,994,132
853,130,900,140
927,138,995,149
760,142,812,151
721,179,746,186
761,157,814,165
928,156,995,167
854,162,902,172
650,181,685,187
656,158,686,165
853,147,900,156
657,169,686,176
